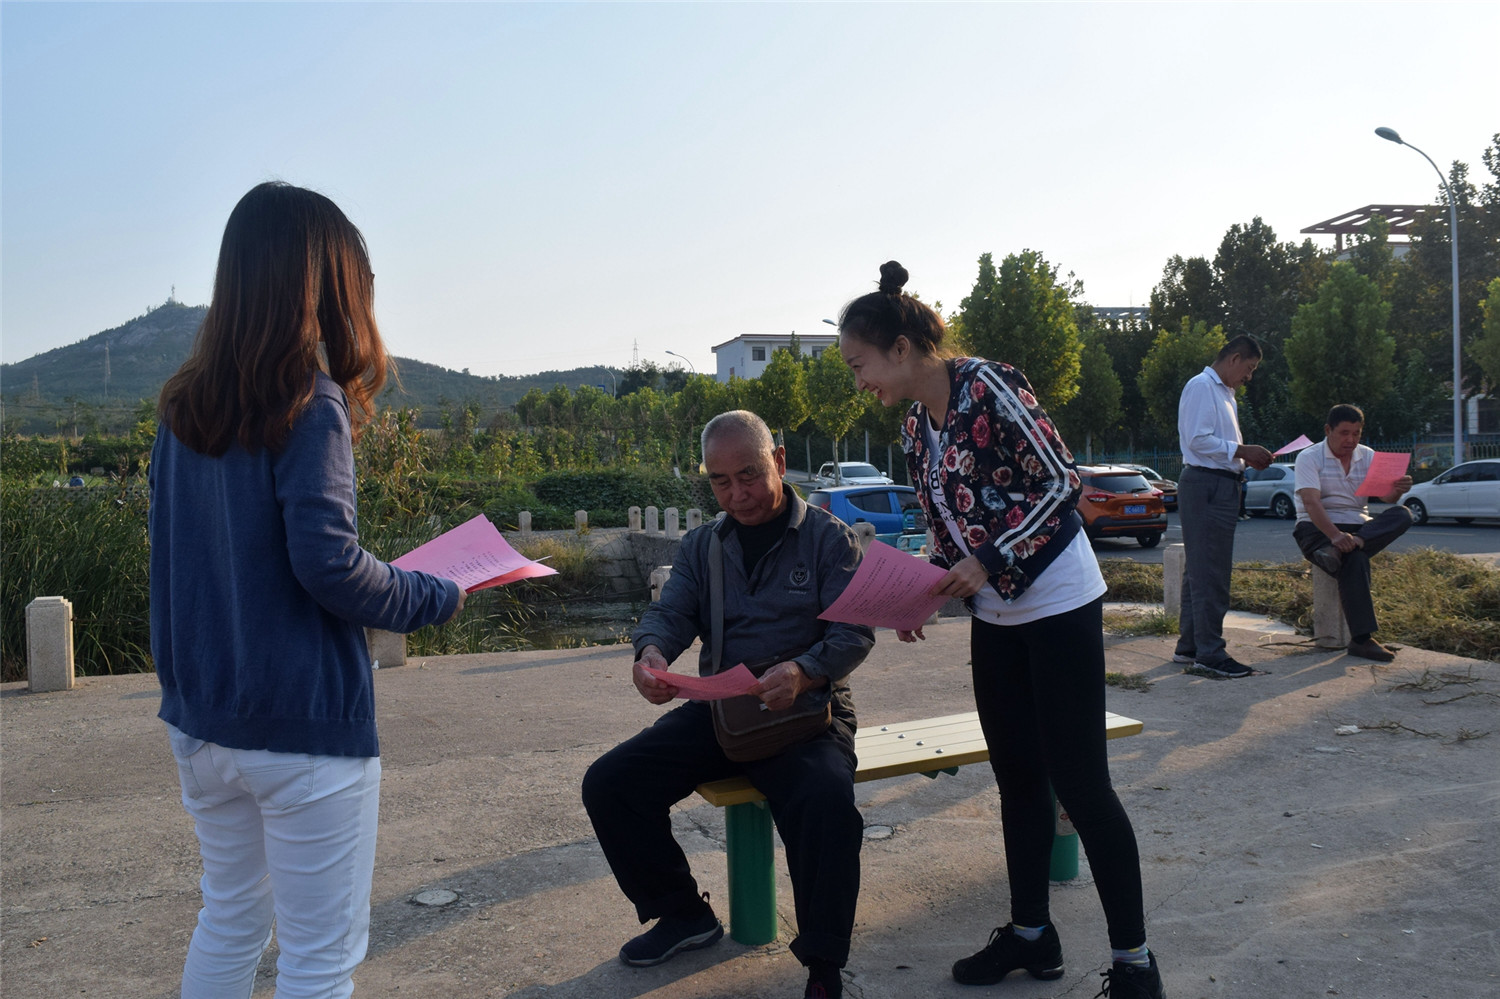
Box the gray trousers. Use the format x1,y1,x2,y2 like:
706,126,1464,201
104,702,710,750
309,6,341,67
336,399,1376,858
1292,505,1413,639
1174,465,1241,666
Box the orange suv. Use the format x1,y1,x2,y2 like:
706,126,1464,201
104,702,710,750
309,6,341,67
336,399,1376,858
1076,464,1167,548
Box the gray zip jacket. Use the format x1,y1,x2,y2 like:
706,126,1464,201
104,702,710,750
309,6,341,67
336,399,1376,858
633,487,875,721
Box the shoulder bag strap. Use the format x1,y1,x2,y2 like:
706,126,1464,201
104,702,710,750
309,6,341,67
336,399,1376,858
709,529,724,673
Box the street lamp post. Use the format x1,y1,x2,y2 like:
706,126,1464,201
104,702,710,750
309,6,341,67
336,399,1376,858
1376,126,1463,464
664,350,697,375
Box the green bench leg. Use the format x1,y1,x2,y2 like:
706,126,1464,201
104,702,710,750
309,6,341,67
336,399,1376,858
724,800,777,945
1049,786,1080,881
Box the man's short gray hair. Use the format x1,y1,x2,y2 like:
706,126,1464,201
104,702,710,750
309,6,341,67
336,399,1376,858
701,410,775,458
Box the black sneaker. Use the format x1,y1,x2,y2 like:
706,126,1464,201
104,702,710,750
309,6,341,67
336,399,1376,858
1196,656,1253,679
1094,952,1166,998
804,960,843,998
952,923,1064,985
618,900,723,967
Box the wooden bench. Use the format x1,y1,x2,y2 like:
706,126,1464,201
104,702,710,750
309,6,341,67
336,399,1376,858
695,709,1144,945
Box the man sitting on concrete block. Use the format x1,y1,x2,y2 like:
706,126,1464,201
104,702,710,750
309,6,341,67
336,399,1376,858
1292,404,1413,662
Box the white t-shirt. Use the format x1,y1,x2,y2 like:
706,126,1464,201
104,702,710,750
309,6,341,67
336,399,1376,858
1294,439,1373,523
921,418,1106,626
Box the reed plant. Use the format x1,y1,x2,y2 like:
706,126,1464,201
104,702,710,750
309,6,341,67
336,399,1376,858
1,480,152,681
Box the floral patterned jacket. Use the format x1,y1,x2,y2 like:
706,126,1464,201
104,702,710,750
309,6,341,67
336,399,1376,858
903,357,1084,602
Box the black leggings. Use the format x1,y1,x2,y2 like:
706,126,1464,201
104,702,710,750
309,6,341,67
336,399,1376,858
971,597,1146,949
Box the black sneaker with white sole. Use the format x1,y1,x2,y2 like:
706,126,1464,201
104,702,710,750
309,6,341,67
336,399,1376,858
1195,656,1253,678
618,903,724,967
952,923,1064,985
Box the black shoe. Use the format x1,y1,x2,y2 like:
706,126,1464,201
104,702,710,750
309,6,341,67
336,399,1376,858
1308,546,1342,576
1095,952,1166,998
618,899,723,967
952,923,1064,985
1196,656,1253,678
804,960,843,999
1347,637,1396,662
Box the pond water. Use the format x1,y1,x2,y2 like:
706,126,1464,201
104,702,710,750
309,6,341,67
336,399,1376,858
522,599,644,650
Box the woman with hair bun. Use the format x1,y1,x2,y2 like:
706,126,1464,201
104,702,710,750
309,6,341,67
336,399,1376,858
836,261,1166,999
151,182,465,998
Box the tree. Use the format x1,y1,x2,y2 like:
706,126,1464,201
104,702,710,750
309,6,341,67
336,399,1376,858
1284,263,1396,422
958,250,1083,409
747,347,809,445
1148,255,1222,333
1472,277,1500,391
805,346,865,478
1212,217,1330,444
1137,319,1225,434
1054,332,1122,463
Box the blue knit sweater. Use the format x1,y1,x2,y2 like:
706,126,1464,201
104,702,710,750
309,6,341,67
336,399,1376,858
149,373,459,757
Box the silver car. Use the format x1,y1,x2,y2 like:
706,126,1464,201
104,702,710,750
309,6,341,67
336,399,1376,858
1244,463,1297,519
814,461,893,487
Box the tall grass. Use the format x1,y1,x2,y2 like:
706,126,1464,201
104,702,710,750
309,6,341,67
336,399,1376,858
1099,549,1500,662
1,482,152,681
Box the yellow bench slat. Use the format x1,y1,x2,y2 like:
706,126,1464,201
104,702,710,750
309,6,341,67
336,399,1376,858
695,710,1143,807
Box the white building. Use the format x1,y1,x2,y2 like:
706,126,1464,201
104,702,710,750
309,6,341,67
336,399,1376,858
712,332,837,383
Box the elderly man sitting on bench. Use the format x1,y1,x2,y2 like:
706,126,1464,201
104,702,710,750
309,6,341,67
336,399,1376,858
581,410,873,999
1293,403,1414,662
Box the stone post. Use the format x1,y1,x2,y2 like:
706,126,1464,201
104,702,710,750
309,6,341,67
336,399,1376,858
649,566,674,602
26,596,75,693
628,506,642,532
1312,571,1350,649
518,511,532,536
575,510,588,534
665,507,680,538
686,508,703,531
645,505,660,535
1163,543,1186,620
365,629,407,669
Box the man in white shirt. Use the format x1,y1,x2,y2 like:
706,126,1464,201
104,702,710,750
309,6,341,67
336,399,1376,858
1293,404,1414,662
1172,335,1274,678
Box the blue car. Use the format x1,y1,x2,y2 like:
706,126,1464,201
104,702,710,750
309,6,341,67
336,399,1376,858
805,484,924,538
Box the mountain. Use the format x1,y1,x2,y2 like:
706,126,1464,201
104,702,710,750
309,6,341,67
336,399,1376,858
0,301,618,435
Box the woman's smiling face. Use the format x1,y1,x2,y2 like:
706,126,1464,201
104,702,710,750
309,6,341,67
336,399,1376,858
839,332,912,408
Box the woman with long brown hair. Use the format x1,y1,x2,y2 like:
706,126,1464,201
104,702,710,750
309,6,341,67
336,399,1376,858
151,182,463,998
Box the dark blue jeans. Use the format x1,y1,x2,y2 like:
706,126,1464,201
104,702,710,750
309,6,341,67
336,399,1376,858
972,598,1147,950
581,700,862,967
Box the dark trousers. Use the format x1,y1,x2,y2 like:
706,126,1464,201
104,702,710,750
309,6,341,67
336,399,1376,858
971,598,1147,950
1175,465,1242,666
581,700,862,967
1293,505,1413,639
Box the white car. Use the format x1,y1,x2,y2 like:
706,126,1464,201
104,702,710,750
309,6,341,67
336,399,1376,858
1402,460,1500,525
814,462,893,487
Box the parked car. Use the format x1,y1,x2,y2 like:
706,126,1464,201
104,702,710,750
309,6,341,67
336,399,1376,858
1075,465,1167,548
1118,464,1177,512
1244,463,1297,519
805,484,922,537
1402,459,1500,525
814,461,893,486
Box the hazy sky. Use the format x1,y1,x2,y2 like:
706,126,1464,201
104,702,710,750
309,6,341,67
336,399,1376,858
3,2,1495,378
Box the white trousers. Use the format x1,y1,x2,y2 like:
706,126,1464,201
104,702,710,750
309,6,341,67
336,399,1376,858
167,725,380,999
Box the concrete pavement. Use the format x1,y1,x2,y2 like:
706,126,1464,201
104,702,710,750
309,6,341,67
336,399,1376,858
3,618,1497,999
